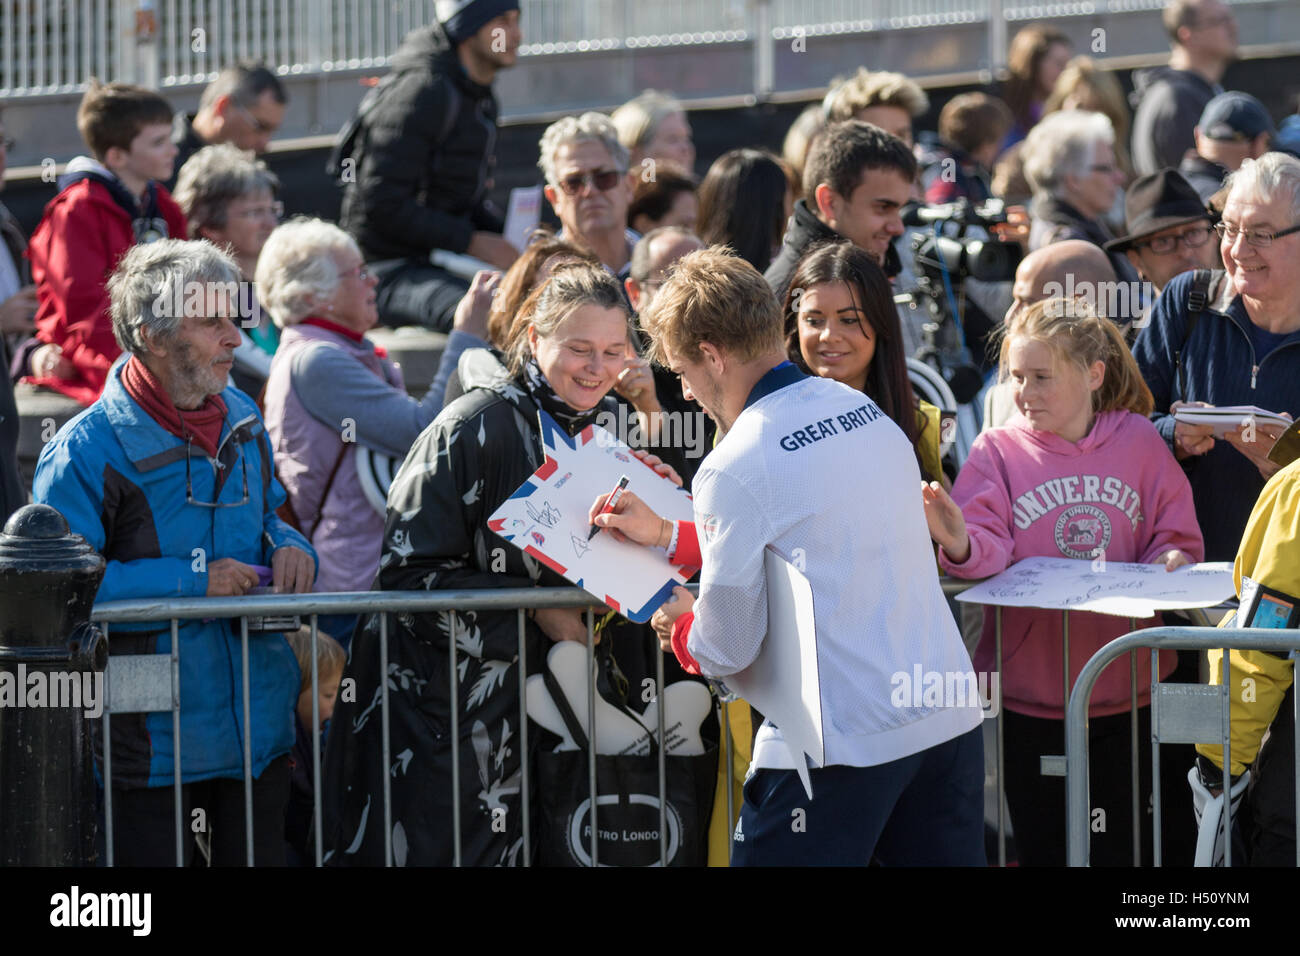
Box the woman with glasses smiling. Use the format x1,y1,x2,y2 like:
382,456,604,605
1023,109,1141,286
1134,152,1300,564
174,144,284,395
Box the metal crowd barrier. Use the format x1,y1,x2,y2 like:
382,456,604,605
944,577,1228,869
92,581,1245,867
1066,627,1300,868
91,586,711,868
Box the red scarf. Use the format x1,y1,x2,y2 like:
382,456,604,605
121,356,228,458
300,317,385,357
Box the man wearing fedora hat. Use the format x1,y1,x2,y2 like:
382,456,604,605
1105,169,1218,297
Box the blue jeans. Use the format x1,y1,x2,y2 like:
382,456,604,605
731,724,985,866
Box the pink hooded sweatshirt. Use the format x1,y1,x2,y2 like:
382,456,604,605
940,409,1204,719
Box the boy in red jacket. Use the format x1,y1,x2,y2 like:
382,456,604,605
25,82,187,405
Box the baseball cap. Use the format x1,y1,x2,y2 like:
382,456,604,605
1198,92,1275,143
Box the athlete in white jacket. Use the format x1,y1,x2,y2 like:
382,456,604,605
595,247,986,865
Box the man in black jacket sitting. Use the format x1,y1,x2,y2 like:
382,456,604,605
336,0,522,332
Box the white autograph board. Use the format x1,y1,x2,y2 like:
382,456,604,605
488,412,697,622
955,556,1235,618
725,547,824,800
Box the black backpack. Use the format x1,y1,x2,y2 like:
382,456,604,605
1174,268,1217,402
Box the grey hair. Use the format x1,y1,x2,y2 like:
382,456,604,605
629,225,703,283
173,143,280,237
505,262,631,375
1223,152,1300,222
611,90,684,151
1022,109,1115,197
109,239,241,357
254,218,358,328
538,112,629,188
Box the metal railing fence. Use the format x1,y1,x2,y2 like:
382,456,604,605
1,0,1279,97
86,580,988,867
88,581,1270,867
91,586,713,867
1066,626,1300,867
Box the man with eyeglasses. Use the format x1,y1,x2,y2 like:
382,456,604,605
1131,0,1238,177
1134,152,1300,564
1106,169,1218,297
34,239,316,865
169,62,287,187
336,1,522,333
539,112,640,280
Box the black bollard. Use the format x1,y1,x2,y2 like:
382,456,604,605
0,503,107,866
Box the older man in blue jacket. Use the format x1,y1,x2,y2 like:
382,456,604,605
35,239,316,866
1133,153,1300,563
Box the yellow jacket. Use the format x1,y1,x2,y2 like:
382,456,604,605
917,400,945,487
1197,458,1300,776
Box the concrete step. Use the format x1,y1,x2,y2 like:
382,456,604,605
14,384,84,496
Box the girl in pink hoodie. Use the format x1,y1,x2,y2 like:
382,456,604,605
924,298,1203,866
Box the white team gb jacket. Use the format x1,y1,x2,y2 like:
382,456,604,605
688,363,983,770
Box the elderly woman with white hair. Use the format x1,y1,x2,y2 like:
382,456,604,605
259,218,445,639
611,89,695,175
1135,151,1300,563
173,143,283,394
1022,109,1138,284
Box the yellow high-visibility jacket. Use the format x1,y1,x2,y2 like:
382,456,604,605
1198,458,1300,776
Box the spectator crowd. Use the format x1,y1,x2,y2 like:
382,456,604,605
4,0,1300,867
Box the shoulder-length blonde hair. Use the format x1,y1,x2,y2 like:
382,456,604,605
998,297,1153,417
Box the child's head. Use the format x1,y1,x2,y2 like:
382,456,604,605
999,298,1153,439
286,627,346,729
938,93,1014,169
77,81,176,184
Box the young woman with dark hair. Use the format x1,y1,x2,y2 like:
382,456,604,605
696,148,793,274
782,240,944,484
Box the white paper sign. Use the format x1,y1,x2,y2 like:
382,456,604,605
1174,405,1290,438
503,185,543,255
488,412,696,622
955,556,1235,618
724,547,824,800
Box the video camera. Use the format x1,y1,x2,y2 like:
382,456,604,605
905,197,1023,284
898,197,1024,405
